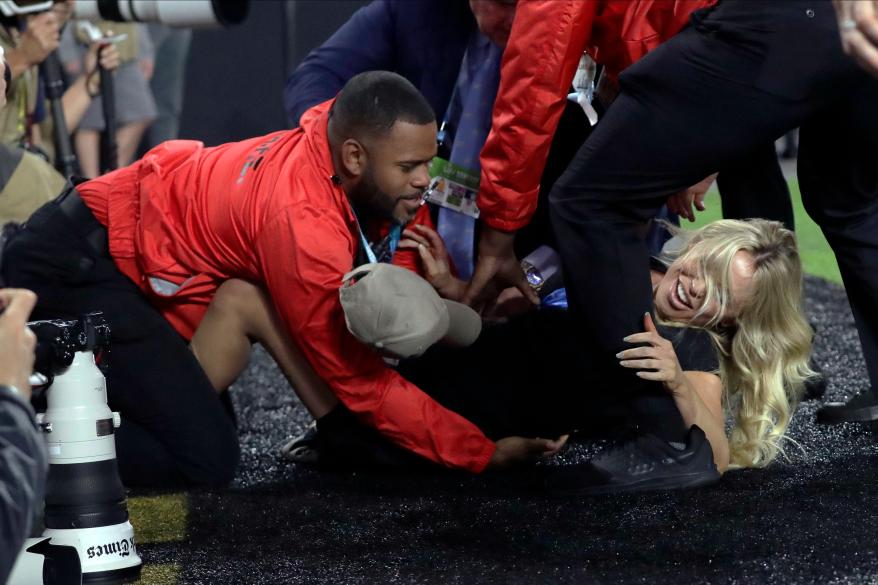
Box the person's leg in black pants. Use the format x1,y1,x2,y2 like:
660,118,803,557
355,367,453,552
549,1,860,453
717,143,837,402
801,77,878,422
717,144,795,231
2,198,239,487
398,309,625,440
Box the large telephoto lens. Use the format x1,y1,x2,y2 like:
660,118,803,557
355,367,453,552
73,0,249,28
37,349,142,584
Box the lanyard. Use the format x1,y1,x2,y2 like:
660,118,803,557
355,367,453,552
356,218,402,265
358,224,378,264
436,81,461,152
436,43,469,151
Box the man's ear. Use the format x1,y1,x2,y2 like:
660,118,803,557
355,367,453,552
340,138,367,178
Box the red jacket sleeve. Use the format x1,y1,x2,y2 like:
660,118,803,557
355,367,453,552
478,0,599,232
255,204,495,472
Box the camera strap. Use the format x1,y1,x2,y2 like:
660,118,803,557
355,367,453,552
56,185,109,257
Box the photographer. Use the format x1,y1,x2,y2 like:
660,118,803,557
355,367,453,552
0,288,46,584
0,1,119,223
1,1,120,149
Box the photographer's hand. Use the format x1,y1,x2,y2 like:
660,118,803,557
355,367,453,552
0,289,38,400
7,12,60,79
82,41,121,98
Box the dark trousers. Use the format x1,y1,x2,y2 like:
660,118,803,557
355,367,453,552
399,310,612,441
717,143,794,231
2,192,239,487
398,308,716,441
549,0,878,440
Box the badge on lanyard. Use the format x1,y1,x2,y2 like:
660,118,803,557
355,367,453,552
425,157,480,219
567,52,599,127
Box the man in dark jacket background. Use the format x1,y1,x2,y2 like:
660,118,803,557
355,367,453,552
284,0,588,260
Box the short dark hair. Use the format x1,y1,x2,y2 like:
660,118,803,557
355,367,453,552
330,71,435,141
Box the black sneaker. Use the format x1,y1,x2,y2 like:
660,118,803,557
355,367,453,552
279,421,321,465
281,404,426,470
816,390,878,424
546,425,720,495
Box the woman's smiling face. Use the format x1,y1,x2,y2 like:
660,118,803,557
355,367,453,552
653,249,757,327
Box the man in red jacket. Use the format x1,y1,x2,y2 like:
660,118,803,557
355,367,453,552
1,71,562,487
465,0,715,306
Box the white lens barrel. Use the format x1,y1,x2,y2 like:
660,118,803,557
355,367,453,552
36,350,143,583
73,0,248,28
39,352,118,464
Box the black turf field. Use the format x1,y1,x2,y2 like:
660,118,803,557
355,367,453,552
131,275,878,585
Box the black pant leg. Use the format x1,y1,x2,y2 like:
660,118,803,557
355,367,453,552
548,0,855,441
798,76,878,396
3,200,239,487
717,143,794,230
515,101,591,257
398,310,616,440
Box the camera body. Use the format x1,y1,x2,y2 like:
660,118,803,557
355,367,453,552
30,314,111,378
7,314,142,585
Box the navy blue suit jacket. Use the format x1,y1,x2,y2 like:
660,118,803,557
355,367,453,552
283,0,475,126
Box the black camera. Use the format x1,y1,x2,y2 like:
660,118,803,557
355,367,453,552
30,312,110,378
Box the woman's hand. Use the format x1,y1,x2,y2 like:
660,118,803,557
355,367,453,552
617,313,689,397
397,224,467,301
620,315,729,472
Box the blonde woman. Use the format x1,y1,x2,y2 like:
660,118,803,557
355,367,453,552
397,218,813,489
636,219,813,470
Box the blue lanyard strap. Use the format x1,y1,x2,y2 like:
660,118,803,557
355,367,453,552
358,225,378,264
356,219,402,265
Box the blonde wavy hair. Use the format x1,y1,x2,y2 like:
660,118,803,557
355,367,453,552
658,219,813,469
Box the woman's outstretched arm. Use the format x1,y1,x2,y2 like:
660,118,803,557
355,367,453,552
618,313,730,473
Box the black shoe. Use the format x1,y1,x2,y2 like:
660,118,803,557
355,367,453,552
279,421,321,465
816,390,878,424
546,425,720,495
283,405,426,470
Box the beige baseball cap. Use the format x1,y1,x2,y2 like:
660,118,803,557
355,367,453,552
339,263,482,358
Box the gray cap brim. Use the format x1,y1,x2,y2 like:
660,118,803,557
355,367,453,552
440,299,482,347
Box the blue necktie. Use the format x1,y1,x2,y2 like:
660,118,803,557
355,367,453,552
437,33,502,280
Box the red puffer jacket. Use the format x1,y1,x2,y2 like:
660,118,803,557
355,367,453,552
478,0,716,232
78,100,495,473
